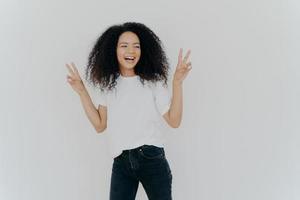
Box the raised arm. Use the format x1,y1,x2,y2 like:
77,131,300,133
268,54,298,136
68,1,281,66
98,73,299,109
79,89,107,133
163,48,192,128
65,62,107,133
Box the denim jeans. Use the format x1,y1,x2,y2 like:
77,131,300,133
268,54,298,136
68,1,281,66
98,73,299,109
109,145,173,200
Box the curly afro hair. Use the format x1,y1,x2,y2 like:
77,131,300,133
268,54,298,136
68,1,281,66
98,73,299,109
85,22,169,91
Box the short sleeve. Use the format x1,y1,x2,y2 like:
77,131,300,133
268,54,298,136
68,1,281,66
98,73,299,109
98,89,107,107
153,82,171,116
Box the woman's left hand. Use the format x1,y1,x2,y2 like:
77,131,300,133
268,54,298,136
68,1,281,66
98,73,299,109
173,48,192,84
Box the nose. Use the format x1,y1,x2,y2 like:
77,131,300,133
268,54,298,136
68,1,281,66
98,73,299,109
127,46,135,53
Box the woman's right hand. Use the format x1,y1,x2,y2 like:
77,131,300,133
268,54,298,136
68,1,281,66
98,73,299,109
65,62,86,95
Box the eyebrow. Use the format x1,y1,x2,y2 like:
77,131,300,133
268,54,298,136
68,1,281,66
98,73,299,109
119,42,140,45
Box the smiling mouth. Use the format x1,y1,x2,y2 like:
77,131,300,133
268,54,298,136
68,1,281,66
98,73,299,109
124,56,135,61
124,56,136,63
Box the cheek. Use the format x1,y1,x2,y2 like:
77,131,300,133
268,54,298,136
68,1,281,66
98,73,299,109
116,49,124,61
137,49,141,58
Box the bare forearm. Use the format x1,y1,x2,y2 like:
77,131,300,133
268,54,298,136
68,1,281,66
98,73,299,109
168,80,183,127
165,48,192,128
78,89,103,131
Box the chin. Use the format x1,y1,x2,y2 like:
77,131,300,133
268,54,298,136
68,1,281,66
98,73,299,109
123,64,137,69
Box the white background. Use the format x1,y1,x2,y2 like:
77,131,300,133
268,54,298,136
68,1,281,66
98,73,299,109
0,0,299,199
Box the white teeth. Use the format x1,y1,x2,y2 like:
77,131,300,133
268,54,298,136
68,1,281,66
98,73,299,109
125,56,135,60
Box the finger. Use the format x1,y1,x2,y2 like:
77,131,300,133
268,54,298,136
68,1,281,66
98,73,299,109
180,62,191,71
67,78,73,84
71,62,80,75
176,67,185,73
183,49,191,64
183,69,191,79
66,75,73,80
186,62,192,68
177,48,183,66
65,63,75,76
66,75,74,82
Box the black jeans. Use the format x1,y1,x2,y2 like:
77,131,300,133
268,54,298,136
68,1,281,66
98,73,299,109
109,145,173,200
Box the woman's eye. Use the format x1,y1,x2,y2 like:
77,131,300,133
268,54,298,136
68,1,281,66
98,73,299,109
120,45,140,48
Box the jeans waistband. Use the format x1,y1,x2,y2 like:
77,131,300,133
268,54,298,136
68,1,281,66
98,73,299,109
121,144,164,155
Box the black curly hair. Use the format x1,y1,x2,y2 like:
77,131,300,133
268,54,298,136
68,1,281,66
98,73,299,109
85,22,169,91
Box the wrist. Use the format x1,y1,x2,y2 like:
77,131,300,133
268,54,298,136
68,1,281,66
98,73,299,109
78,87,88,96
172,79,183,86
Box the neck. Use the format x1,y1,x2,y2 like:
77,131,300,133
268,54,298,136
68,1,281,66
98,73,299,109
119,68,136,77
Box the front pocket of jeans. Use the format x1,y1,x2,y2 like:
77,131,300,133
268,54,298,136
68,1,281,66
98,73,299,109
139,145,164,159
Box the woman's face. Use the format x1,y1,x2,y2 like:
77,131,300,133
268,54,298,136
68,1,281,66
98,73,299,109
116,31,141,74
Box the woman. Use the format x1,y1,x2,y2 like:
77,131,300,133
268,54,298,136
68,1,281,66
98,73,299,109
65,22,192,200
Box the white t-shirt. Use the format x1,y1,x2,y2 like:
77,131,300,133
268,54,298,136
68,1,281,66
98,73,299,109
98,75,171,159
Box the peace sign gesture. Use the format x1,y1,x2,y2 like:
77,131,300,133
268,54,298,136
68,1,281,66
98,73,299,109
173,48,192,84
65,62,86,95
